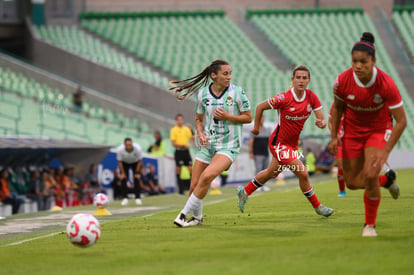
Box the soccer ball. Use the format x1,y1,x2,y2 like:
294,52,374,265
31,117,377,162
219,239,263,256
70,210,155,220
66,213,101,248
94,193,109,209
211,178,221,189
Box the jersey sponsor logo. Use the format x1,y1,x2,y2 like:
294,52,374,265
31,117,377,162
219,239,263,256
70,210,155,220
347,94,355,100
306,104,312,112
346,103,384,111
226,96,233,106
285,114,310,120
289,107,295,111
203,99,210,106
373,93,383,104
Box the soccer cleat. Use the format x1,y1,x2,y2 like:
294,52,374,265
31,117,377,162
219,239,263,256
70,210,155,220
135,198,143,205
362,224,377,237
237,186,248,213
337,191,346,198
184,216,203,227
121,198,129,206
314,204,334,217
173,213,187,227
384,169,399,200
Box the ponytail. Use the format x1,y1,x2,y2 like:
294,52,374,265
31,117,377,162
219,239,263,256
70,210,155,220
169,59,229,101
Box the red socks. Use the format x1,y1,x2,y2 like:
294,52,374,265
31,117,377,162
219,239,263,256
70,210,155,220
303,187,321,208
337,168,346,192
378,175,387,187
244,178,263,195
364,192,381,226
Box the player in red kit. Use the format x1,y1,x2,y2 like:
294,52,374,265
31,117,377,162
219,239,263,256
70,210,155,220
237,65,334,217
328,103,396,198
329,32,406,237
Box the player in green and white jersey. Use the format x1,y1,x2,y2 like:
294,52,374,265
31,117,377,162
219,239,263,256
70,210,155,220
170,59,252,227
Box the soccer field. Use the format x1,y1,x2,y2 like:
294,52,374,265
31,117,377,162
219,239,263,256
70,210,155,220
1,170,413,275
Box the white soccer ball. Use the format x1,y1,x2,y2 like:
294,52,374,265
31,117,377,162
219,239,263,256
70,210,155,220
94,193,109,209
66,213,101,248
211,178,221,189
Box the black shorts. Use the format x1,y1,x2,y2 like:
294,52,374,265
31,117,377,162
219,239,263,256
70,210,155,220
174,149,192,166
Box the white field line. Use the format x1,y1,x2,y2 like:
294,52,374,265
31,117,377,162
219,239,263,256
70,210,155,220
0,231,63,248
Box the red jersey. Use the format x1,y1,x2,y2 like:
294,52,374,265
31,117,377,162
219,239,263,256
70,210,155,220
333,67,403,137
268,88,322,149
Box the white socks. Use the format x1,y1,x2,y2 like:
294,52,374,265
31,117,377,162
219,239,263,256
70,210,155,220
181,193,203,219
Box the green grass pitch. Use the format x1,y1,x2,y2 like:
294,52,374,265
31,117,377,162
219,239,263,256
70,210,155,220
1,169,413,274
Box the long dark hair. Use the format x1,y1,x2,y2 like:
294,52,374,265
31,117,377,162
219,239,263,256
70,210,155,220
169,59,230,101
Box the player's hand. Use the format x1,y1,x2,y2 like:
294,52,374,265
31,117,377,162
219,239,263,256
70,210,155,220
120,173,126,180
372,148,389,169
213,108,228,121
250,127,260,136
315,119,326,129
328,137,339,155
198,134,209,148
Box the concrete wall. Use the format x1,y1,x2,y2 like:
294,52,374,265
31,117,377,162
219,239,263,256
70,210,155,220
28,34,195,126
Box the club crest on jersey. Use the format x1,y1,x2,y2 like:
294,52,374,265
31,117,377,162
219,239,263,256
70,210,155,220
373,93,383,104
226,96,233,106
307,104,312,112
347,94,355,100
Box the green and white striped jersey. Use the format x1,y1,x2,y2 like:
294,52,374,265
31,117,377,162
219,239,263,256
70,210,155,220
195,83,251,150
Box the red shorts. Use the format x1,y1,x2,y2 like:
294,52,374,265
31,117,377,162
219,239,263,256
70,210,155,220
335,144,342,159
269,143,300,165
341,129,392,159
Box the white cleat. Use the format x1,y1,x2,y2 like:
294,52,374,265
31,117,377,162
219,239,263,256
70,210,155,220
174,213,187,227
121,198,129,206
135,198,143,205
362,225,377,237
183,216,203,227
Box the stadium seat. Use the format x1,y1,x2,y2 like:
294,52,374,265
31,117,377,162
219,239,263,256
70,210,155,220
32,25,170,90
0,64,173,151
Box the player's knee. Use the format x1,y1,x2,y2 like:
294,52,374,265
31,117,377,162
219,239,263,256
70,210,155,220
363,171,379,184
345,182,359,190
200,173,215,187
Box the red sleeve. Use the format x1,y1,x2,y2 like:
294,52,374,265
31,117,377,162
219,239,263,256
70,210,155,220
309,90,322,111
333,74,345,102
385,77,403,110
268,92,286,109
